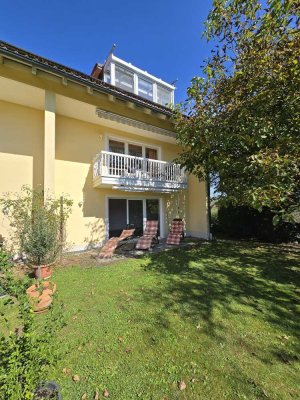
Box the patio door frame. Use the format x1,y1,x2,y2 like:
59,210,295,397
105,195,164,239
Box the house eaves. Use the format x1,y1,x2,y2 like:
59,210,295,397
0,40,174,117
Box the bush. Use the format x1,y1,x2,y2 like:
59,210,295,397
212,205,300,243
0,256,65,400
0,186,73,265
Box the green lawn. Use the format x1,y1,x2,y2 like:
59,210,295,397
4,241,300,399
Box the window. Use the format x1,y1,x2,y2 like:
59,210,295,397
128,144,143,158
108,138,159,160
145,147,157,160
104,69,111,84
109,140,125,154
138,77,153,101
115,65,134,93
157,85,171,106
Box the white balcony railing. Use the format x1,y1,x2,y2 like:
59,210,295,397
93,151,187,192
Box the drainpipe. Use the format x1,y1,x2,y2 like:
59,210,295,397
206,173,212,240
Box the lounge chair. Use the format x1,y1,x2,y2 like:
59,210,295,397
166,219,184,245
135,220,159,250
98,228,135,259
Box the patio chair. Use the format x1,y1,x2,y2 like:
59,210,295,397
98,228,135,259
135,220,159,250
166,219,184,245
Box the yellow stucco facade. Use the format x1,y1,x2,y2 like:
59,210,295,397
0,47,209,251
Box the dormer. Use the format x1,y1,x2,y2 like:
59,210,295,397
92,53,175,107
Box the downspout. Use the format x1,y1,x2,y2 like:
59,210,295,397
206,173,212,240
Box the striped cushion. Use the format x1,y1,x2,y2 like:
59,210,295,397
134,221,159,250
119,229,135,240
98,228,136,258
166,220,184,245
143,220,158,236
98,237,119,258
170,221,184,234
136,236,153,250
166,233,181,245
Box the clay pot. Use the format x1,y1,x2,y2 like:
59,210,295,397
26,282,56,298
26,281,56,313
32,293,53,314
33,265,52,280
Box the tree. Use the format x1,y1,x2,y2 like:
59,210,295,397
175,0,300,223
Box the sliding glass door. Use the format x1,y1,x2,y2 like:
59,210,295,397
128,200,143,236
108,198,161,238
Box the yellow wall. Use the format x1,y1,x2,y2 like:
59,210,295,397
0,99,208,251
0,100,44,240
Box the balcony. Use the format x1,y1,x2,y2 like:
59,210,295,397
93,151,187,192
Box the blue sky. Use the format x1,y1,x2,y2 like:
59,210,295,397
1,0,213,103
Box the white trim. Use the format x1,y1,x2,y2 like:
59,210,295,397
111,54,175,90
105,195,165,238
110,62,115,86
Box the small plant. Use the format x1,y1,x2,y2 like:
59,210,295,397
0,186,73,267
0,248,11,272
0,255,65,400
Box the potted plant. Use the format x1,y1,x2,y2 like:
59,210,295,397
26,281,57,313
0,186,73,279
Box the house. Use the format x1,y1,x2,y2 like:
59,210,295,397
0,40,209,251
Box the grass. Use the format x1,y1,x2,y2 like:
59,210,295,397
3,240,300,399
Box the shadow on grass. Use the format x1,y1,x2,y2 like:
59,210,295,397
139,240,300,361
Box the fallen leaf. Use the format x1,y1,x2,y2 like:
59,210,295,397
125,347,132,353
118,336,123,343
72,374,80,382
178,381,186,391
62,367,71,374
81,394,87,400
94,390,99,400
103,389,110,397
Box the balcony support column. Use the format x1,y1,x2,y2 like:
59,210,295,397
44,91,56,196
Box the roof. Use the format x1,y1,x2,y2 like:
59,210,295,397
0,40,174,116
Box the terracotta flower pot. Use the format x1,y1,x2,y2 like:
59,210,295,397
33,265,53,280
26,282,56,298
32,293,53,314
26,281,56,313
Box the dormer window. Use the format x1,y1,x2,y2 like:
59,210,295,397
138,77,153,101
157,85,171,106
103,54,175,107
115,65,134,93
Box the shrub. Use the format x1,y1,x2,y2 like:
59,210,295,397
212,205,300,243
0,257,65,400
0,186,73,265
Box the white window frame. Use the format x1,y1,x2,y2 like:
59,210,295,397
109,58,175,105
105,195,165,239
137,76,154,101
106,134,162,160
114,64,135,93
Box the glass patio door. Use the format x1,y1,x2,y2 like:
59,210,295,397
108,198,160,238
128,200,143,236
